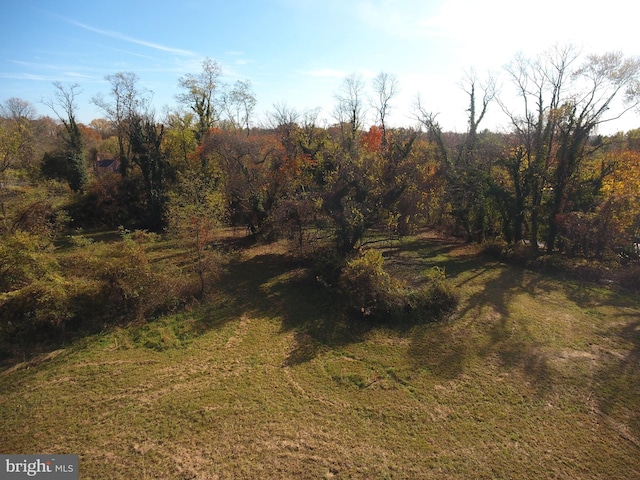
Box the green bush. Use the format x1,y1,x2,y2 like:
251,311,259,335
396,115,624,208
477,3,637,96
0,277,72,339
0,231,58,292
338,249,458,323
312,245,347,286
338,249,396,316
482,240,539,267
0,232,101,352
406,267,460,321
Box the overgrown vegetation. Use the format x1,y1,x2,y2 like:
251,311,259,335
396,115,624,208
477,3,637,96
1,45,640,475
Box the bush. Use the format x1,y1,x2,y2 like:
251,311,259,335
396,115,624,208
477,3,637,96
0,276,81,342
74,229,193,321
338,249,458,323
482,240,609,283
312,245,347,286
0,228,199,358
338,249,396,316
0,231,56,292
406,267,460,321
482,240,540,267
0,231,87,351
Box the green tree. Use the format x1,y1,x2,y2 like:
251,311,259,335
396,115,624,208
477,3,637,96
128,113,170,231
176,57,222,143
167,163,225,297
163,110,198,168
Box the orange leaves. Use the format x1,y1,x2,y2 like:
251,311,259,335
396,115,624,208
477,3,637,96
78,123,102,143
361,125,383,153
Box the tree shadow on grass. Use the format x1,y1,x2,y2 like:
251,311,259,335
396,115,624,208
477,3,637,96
210,251,375,366
594,320,640,444
405,248,554,394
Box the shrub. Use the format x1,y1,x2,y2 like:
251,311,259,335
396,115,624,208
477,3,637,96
482,240,540,267
338,249,396,316
0,228,202,358
338,249,458,323
81,229,191,321
0,276,74,340
312,245,347,286
0,231,89,351
406,267,459,321
0,231,59,292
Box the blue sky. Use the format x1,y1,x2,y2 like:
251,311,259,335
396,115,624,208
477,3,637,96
2,0,640,133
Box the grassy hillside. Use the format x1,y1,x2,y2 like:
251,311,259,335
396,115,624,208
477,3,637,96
1,233,639,479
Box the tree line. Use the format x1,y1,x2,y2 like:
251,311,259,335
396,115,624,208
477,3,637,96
2,45,640,263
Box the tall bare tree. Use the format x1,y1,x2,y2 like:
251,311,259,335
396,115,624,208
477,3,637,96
93,72,150,175
0,98,36,174
222,80,257,135
372,72,398,149
333,73,367,154
460,70,496,159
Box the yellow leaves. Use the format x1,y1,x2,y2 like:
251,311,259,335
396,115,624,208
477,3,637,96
601,149,640,198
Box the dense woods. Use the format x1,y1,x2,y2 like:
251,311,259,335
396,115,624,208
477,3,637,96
2,46,640,355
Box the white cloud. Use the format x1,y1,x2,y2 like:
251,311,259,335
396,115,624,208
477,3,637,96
63,17,196,57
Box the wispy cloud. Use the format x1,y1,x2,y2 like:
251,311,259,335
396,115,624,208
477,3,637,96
8,59,102,81
63,17,196,57
0,72,58,82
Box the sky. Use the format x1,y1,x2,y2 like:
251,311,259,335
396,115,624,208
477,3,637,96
2,0,640,134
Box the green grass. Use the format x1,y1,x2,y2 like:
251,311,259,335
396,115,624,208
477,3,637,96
1,232,640,479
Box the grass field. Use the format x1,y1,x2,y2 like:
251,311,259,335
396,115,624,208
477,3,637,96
1,232,639,479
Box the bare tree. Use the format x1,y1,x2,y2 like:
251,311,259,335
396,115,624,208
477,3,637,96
93,72,151,175
499,45,578,249
0,98,36,174
333,73,367,153
266,102,299,130
414,95,448,164
1,98,37,121
460,69,495,158
500,45,640,251
372,72,398,149
222,80,257,135
266,102,300,160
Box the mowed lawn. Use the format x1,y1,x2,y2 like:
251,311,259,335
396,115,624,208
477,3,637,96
1,233,639,479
